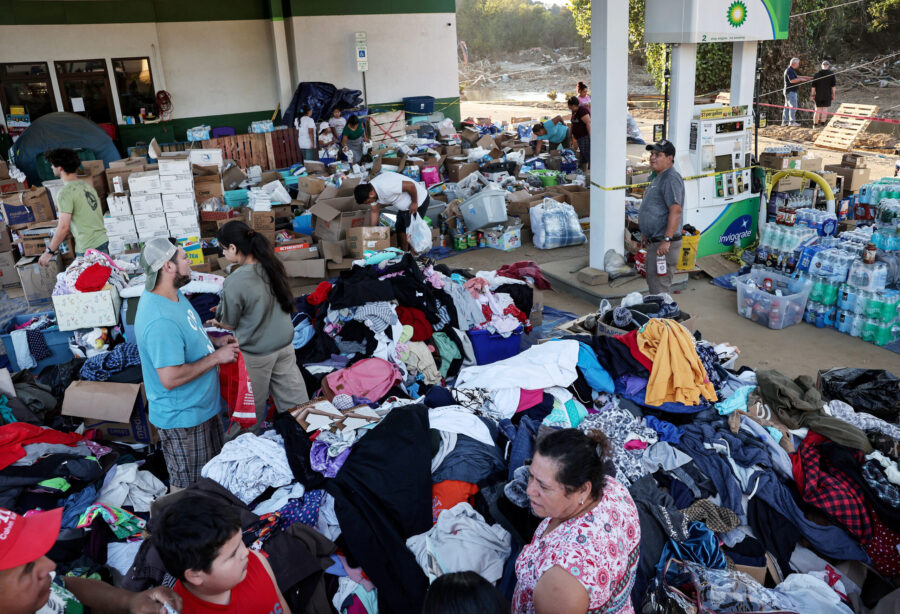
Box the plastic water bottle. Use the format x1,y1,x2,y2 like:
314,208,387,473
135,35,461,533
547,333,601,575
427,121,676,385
872,263,888,292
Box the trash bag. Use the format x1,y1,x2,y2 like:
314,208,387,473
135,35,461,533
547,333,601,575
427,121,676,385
604,249,637,281
531,199,586,250
282,82,363,126
408,214,433,254
818,367,900,422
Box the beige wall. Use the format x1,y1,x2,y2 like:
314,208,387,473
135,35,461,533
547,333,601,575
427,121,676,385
288,13,460,104
155,20,279,118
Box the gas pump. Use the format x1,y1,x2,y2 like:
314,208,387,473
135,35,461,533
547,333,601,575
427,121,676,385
644,0,792,258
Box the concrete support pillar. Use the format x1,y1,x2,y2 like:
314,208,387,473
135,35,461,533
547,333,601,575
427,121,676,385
588,0,629,268
667,43,697,155
730,41,757,107
270,1,294,114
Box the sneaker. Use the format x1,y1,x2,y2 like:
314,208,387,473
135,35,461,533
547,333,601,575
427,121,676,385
789,122,802,127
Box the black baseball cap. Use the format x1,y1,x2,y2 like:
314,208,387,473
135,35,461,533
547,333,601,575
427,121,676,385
646,139,676,157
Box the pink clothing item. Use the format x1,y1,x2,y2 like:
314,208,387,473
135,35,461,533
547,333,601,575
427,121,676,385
517,389,544,412
513,478,640,614
336,554,377,591
464,277,490,299
624,440,648,451
324,358,401,403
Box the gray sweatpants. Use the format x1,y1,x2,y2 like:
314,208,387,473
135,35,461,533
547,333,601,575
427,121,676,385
242,343,309,431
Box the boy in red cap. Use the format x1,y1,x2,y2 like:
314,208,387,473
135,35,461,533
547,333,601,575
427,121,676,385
0,507,180,614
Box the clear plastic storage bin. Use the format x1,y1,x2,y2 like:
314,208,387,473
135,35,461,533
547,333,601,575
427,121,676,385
460,189,508,231
736,269,812,329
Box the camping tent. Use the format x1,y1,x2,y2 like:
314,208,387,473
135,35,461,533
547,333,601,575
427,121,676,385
10,112,120,186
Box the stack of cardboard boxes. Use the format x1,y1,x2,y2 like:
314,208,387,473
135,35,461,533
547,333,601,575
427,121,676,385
104,154,202,255
825,153,870,199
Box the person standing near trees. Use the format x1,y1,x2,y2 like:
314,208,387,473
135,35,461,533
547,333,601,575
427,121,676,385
811,60,837,127
782,58,812,127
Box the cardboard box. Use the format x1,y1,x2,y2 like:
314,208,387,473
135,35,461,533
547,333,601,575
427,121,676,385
166,211,199,228
461,127,481,144
276,243,318,261
841,153,867,169
318,240,346,264
52,286,121,330
104,215,137,238
248,210,276,231
128,171,161,194
194,175,224,205
106,193,131,217
799,157,824,172
133,213,169,239
759,153,802,170
484,218,523,252
282,257,326,279
823,165,871,192
189,149,224,170
16,255,62,302
0,161,7,180
130,192,163,215
105,167,135,193
158,153,191,175
310,178,366,241
274,232,313,253
773,175,806,192
61,381,158,444
447,162,479,183
551,185,590,217
17,222,58,257
162,192,196,215
476,134,499,151
0,178,28,195
1,188,55,228
0,251,18,287
109,157,146,169
0,222,12,253
159,175,194,195
346,226,390,257
221,161,246,190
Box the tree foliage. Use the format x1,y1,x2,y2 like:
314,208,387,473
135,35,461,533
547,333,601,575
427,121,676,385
568,0,900,96
456,0,583,58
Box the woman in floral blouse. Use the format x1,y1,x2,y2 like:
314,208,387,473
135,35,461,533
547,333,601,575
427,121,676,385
513,428,641,614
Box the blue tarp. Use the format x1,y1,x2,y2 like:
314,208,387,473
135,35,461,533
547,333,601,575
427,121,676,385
10,112,120,186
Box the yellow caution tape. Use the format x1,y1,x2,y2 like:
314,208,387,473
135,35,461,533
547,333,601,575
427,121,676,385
589,165,759,192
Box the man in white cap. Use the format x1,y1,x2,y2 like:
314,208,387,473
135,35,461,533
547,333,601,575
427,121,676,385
0,506,181,613
134,237,238,491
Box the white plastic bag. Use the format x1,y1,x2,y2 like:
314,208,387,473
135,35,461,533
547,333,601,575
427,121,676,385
408,214,433,253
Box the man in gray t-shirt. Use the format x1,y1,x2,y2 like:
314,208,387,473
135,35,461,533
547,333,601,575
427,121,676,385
638,139,684,294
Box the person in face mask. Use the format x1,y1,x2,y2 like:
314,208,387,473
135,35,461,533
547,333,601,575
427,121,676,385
135,237,239,492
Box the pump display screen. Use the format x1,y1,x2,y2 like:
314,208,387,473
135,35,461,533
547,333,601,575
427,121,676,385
715,121,744,134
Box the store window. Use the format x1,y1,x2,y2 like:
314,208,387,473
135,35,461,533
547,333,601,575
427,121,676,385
54,59,117,125
112,57,157,120
0,62,58,121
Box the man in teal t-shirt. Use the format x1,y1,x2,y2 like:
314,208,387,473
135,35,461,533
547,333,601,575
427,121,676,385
38,148,108,267
532,116,570,155
134,237,239,490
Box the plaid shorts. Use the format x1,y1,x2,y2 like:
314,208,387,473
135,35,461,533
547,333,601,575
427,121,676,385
158,415,225,488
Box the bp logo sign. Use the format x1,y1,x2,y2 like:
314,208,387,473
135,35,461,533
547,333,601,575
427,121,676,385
719,215,753,246
727,1,748,27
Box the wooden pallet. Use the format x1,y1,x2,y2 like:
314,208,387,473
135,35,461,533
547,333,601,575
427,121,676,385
265,128,304,169
813,103,879,151
368,110,406,143
201,133,269,170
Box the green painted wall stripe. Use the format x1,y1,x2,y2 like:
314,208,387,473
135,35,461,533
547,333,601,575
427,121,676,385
0,0,454,25
288,0,455,16
116,97,461,150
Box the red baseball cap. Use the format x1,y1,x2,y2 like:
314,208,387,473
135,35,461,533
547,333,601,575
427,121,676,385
0,507,62,571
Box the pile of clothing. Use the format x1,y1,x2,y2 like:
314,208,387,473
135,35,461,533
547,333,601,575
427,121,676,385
2,248,898,614
52,251,136,296
5,314,58,370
